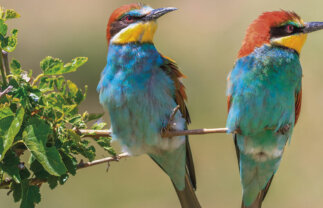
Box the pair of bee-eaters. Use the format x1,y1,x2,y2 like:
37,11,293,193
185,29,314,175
97,3,323,208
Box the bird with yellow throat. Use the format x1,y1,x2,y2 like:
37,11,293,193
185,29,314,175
227,10,323,208
97,4,201,208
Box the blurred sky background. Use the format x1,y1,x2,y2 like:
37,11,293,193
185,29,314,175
1,0,323,207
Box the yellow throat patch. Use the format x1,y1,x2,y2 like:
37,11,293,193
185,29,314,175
271,33,308,54
111,21,157,44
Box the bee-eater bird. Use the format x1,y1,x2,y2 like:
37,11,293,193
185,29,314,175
97,4,201,208
227,10,323,208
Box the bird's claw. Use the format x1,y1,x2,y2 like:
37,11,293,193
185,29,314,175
161,105,180,138
277,124,291,135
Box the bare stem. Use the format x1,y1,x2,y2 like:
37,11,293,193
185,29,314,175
0,153,131,189
0,48,8,86
2,50,10,75
78,127,228,138
77,152,130,169
0,85,13,98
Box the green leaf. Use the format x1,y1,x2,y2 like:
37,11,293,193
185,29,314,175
5,9,20,20
41,56,87,75
86,112,104,122
0,7,4,19
58,174,69,185
0,106,24,161
3,29,18,52
67,80,78,96
67,129,80,143
12,182,22,202
60,57,87,74
22,117,67,176
38,77,54,92
96,137,116,156
10,59,22,75
60,151,77,175
0,150,21,183
54,76,65,91
40,56,63,74
71,140,96,161
20,180,41,208
91,122,107,130
29,156,50,179
47,175,58,189
0,19,8,36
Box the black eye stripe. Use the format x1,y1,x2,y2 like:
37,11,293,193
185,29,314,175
110,14,146,39
270,24,304,38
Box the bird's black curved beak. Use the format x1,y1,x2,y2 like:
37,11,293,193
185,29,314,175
143,7,177,21
303,22,323,33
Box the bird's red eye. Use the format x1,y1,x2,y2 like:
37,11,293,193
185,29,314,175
285,25,294,33
123,15,133,22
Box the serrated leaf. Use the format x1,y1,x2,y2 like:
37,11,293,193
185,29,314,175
71,140,96,161
60,57,87,74
0,19,8,36
40,56,63,74
96,137,116,156
5,9,20,20
0,106,24,161
12,182,22,202
38,77,55,92
54,76,65,91
59,174,69,185
0,150,21,183
22,117,67,176
29,156,50,179
41,57,87,75
3,29,18,52
47,175,58,190
60,151,77,175
10,59,22,75
20,180,41,208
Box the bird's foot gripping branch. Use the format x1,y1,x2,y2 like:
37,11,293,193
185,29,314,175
0,7,118,208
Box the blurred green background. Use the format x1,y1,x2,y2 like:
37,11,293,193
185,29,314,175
1,0,323,207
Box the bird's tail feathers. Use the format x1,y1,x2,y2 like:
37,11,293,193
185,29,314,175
174,173,201,208
241,175,274,208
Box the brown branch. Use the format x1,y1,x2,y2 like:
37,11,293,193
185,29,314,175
0,85,13,98
0,153,130,189
78,127,228,138
77,152,130,169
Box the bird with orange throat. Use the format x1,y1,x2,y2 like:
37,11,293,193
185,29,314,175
227,11,323,208
97,4,201,208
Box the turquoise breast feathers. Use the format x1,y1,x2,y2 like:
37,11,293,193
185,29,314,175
97,43,186,155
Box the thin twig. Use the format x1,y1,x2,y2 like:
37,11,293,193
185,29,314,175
0,85,12,99
77,152,130,169
161,127,229,137
0,153,130,189
2,50,10,75
0,48,8,86
78,127,229,138
78,129,112,138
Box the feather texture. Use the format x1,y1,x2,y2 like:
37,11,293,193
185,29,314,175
227,45,302,207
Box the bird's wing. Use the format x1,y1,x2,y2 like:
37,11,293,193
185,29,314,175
160,55,191,124
295,88,302,125
159,54,196,190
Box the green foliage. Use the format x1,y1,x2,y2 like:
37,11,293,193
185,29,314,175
0,7,114,208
